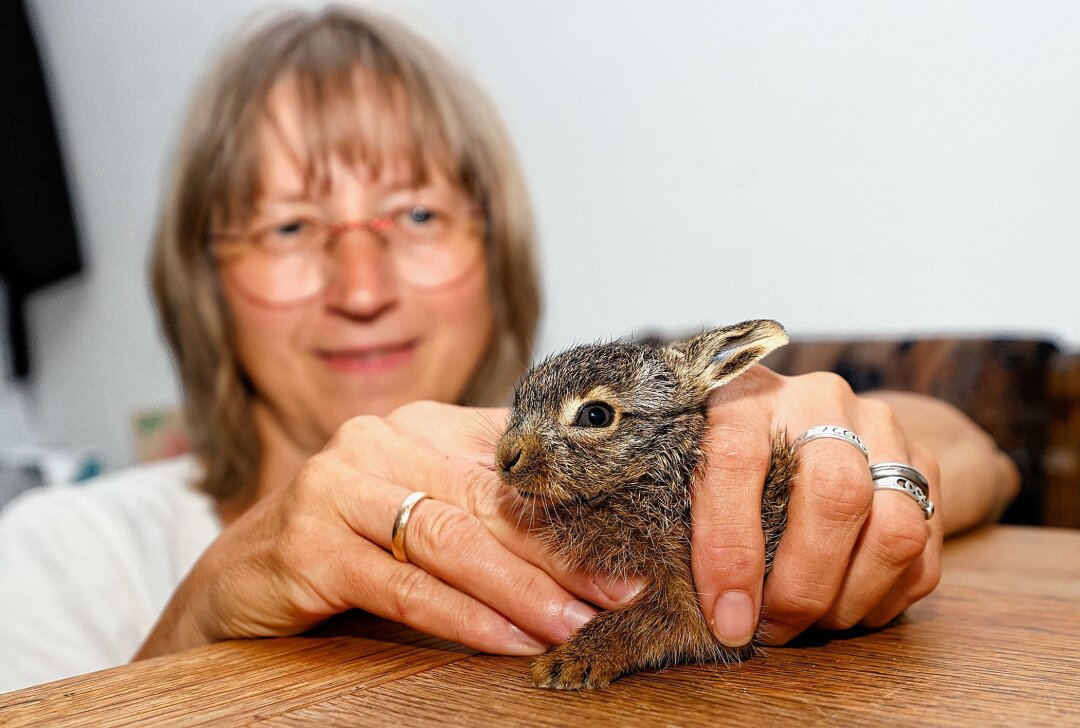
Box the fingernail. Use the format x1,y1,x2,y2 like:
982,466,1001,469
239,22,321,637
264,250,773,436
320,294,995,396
509,624,547,654
563,600,598,635
712,590,756,647
596,577,646,606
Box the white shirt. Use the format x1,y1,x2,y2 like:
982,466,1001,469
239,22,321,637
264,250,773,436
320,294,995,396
0,456,221,693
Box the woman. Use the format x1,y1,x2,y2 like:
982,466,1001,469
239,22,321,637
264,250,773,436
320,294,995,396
0,6,1017,692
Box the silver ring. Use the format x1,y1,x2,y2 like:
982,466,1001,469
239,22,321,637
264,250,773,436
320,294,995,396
872,475,935,520
870,462,930,496
795,425,868,461
391,491,429,563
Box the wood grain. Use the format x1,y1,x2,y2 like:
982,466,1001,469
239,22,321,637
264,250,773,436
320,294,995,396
2,526,1078,727
0,633,470,727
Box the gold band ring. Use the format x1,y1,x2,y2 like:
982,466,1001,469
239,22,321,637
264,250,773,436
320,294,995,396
391,491,429,563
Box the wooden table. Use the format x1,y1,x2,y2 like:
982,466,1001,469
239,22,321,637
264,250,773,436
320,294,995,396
2,525,1078,726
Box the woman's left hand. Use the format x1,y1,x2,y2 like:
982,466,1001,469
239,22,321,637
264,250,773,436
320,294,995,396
691,365,945,647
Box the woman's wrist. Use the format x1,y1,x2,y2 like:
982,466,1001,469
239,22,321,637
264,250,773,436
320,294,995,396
862,390,1020,535
133,560,220,661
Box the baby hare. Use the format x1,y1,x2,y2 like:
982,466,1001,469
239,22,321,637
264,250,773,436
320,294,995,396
496,319,797,689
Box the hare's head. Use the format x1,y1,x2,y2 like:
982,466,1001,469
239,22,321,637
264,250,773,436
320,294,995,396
496,320,788,506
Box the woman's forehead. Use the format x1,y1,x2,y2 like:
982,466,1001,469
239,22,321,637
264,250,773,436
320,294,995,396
253,72,448,197
254,127,423,198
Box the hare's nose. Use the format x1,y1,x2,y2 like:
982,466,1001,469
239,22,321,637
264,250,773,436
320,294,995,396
495,436,531,475
499,447,522,473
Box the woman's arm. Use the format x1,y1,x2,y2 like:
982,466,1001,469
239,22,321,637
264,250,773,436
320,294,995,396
863,390,1020,536
136,404,639,661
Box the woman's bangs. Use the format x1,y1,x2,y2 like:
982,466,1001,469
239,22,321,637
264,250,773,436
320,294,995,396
289,61,458,195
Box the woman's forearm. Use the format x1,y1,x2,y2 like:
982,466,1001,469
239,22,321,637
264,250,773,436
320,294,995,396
863,391,1020,536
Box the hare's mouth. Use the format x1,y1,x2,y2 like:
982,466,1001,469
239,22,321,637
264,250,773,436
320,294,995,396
501,470,564,505
509,483,559,505
509,482,546,500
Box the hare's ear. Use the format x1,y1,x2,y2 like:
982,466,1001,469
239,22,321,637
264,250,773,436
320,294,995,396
668,319,789,393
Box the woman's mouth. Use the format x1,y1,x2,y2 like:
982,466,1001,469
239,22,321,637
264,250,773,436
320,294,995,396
315,340,417,375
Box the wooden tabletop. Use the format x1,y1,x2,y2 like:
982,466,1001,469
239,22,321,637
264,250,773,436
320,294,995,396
2,525,1078,727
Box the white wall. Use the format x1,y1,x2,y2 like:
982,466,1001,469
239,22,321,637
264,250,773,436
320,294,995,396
11,0,1080,470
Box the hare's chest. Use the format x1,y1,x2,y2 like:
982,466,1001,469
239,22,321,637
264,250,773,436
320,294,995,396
544,486,692,579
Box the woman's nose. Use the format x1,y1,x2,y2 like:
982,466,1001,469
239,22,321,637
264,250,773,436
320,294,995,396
321,227,399,318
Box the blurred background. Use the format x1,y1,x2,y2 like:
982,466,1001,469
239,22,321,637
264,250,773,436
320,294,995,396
2,0,1078,479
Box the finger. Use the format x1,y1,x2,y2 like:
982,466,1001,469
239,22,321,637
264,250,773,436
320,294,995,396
860,445,945,627
860,521,943,627
813,493,930,629
404,452,640,609
812,402,931,629
692,395,773,648
334,536,548,656
328,417,639,609
387,401,508,466
315,451,600,645
466,480,645,609
402,497,600,645
759,431,874,645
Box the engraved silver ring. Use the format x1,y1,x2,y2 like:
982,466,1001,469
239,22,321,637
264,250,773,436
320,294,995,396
795,425,869,461
870,463,935,520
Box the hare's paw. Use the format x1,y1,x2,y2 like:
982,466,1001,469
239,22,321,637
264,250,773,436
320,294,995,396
531,645,622,690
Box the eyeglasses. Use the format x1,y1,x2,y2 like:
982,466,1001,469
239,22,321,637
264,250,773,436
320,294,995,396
211,204,484,305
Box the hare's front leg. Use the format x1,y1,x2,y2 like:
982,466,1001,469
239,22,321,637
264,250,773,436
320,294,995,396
532,592,711,690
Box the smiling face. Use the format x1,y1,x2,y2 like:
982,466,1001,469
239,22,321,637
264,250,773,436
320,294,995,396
218,79,494,456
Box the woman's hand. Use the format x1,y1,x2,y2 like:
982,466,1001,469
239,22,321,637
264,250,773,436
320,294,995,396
135,403,639,661
692,366,949,647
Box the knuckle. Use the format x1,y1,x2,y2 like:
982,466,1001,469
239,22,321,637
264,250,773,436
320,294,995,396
387,399,441,428
385,566,428,620
418,503,480,558
333,414,390,446
911,444,941,485
451,603,499,649
272,511,322,575
801,371,854,400
862,398,900,432
704,425,771,474
463,469,505,524
874,518,929,568
807,464,873,522
768,581,834,626
361,413,393,437
861,608,903,630
506,571,559,625
820,606,862,631
288,453,336,504
697,541,764,584
910,558,943,602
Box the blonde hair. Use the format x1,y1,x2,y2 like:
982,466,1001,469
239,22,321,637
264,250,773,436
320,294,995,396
151,6,540,500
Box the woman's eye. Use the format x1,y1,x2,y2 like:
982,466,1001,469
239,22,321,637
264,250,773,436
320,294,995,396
392,205,446,238
256,219,317,251
400,205,440,225
263,219,313,240
275,220,307,235
575,402,615,428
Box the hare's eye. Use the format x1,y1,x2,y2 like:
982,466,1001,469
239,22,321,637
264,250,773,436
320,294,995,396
575,402,615,428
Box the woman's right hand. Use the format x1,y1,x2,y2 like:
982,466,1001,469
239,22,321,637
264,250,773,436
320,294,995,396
135,402,640,660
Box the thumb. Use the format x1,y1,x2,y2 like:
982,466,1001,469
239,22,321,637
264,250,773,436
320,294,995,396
691,410,771,647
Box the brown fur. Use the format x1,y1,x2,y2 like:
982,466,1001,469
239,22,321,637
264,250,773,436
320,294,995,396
496,320,797,689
